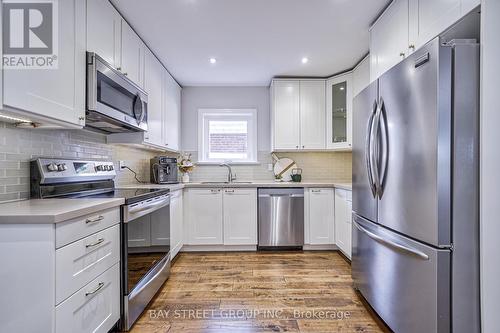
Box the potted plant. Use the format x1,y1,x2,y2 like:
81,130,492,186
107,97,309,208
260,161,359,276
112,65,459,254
178,152,195,183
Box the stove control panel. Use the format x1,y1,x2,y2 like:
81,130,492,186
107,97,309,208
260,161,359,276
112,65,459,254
33,158,116,183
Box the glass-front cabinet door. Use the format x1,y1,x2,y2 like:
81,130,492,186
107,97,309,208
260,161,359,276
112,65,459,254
326,73,352,150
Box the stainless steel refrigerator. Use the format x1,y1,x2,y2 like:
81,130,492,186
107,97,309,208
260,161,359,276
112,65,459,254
351,37,480,333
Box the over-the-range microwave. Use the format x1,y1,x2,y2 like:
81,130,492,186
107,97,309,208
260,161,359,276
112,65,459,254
86,52,148,133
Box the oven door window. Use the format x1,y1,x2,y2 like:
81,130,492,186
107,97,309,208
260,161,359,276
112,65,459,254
125,204,170,293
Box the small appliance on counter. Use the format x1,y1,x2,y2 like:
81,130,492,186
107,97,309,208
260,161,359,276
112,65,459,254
150,156,178,184
290,168,302,182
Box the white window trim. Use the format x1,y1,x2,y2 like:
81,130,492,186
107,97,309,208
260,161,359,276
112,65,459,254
197,108,258,164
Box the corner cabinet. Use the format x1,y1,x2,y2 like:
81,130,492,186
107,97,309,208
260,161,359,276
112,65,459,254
271,79,326,151
2,0,86,128
326,73,352,150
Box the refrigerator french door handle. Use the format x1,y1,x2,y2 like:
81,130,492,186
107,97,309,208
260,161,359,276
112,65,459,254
365,101,378,197
370,101,382,198
377,98,389,198
353,220,429,260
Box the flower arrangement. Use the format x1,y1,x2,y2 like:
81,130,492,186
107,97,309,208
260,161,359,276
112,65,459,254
178,152,195,182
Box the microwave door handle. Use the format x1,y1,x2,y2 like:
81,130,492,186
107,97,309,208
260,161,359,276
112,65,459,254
133,94,145,124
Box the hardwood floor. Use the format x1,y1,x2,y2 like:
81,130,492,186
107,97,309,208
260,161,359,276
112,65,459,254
128,251,389,333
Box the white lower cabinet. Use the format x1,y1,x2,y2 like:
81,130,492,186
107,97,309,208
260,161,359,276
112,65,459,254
185,188,257,246
56,263,120,333
306,188,335,245
335,189,352,258
170,190,184,258
186,188,224,245
0,207,121,333
223,188,257,245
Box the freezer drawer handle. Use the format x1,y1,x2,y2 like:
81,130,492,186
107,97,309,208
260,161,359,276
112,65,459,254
353,221,429,260
414,52,430,68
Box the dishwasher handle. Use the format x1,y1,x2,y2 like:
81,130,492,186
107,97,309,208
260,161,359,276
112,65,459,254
258,194,304,198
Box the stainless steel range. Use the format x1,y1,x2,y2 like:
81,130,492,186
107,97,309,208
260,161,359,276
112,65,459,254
30,157,171,331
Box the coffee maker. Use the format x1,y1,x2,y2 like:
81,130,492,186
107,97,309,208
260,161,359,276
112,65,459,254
150,156,178,184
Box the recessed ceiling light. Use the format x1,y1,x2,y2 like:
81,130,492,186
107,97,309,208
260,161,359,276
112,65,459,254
209,58,217,64
301,57,309,64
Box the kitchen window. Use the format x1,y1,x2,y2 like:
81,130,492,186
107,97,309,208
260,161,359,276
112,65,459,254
198,109,257,164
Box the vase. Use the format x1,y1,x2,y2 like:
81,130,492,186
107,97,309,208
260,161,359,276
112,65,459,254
182,173,190,183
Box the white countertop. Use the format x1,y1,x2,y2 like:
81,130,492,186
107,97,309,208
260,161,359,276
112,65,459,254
0,198,124,224
118,182,352,191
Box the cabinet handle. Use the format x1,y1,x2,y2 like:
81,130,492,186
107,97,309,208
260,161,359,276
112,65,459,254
210,189,219,193
85,282,105,296
85,215,104,224
311,189,321,193
78,116,85,121
116,67,122,71
409,44,415,51
400,52,406,58
225,189,234,193
123,72,128,76
86,238,105,248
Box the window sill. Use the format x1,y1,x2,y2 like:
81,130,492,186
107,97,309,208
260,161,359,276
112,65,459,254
196,161,261,166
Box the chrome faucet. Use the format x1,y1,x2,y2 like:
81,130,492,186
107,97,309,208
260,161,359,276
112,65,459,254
219,163,236,183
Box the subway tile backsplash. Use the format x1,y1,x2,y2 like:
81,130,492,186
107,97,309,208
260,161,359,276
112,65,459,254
0,122,158,203
0,121,352,203
186,151,352,183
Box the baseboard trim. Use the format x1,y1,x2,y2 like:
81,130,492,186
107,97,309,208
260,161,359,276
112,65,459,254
181,245,257,252
303,244,338,250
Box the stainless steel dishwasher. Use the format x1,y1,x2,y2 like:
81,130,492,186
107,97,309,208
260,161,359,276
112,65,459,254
258,188,304,249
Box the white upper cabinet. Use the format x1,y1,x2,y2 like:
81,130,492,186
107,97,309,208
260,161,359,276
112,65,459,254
2,0,86,127
87,0,121,68
144,49,164,147
352,56,370,98
409,0,461,50
299,81,326,149
120,20,145,88
223,189,257,245
272,80,301,150
326,73,352,150
370,0,409,81
371,0,480,81
307,188,335,245
164,72,181,151
186,189,224,245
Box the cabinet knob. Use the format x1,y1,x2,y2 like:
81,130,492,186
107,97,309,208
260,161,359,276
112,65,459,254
302,145,305,149
296,145,299,149
409,44,415,51
116,67,122,71
400,52,406,58
123,72,128,76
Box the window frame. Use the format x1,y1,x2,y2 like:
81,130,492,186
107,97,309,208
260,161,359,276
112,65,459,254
197,108,258,164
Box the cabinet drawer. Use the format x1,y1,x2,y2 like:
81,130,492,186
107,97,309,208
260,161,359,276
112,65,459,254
56,208,120,248
56,263,120,333
56,224,120,304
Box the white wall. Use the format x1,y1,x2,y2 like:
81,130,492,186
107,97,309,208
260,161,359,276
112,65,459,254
181,86,270,152
480,0,500,332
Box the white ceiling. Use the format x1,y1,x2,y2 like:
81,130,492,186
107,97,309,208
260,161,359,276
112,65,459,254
111,0,389,86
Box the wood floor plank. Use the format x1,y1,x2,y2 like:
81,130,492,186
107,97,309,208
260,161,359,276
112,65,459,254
127,251,390,333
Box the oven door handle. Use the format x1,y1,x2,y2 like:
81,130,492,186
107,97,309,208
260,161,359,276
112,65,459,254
128,255,170,300
124,196,170,222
